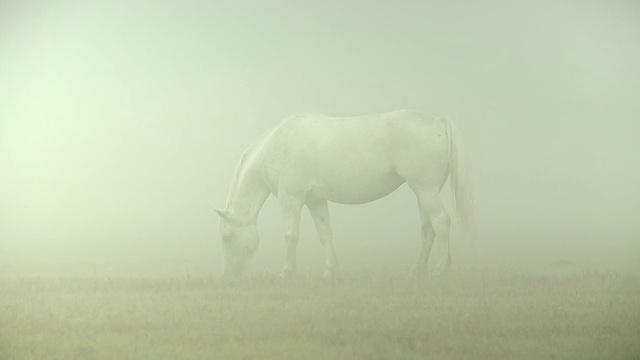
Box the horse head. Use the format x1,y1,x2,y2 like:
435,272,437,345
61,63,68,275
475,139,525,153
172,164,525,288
215,210,259,277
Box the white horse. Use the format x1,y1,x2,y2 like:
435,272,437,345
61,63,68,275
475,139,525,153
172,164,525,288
216,109,474,277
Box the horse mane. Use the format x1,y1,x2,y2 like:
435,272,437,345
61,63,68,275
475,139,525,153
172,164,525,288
224,143,257,210
224,121,283,211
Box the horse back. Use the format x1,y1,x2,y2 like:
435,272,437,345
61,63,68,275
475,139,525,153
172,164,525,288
258,110,451,197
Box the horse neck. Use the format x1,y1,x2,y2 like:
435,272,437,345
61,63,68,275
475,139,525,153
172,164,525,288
225,163,269,224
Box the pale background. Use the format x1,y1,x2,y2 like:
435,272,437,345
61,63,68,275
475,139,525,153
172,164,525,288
1,1,638,277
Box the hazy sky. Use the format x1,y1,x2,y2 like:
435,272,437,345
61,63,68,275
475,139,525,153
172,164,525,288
1,1,638,267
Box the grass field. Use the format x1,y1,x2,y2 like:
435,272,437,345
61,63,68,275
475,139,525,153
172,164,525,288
1,271,639,360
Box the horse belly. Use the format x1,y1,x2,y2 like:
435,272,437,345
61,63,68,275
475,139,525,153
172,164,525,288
310,169,405,205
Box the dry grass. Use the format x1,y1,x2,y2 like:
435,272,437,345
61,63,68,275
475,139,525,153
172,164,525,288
1,271,639,359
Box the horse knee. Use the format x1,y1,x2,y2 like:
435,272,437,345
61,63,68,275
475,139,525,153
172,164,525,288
318,231,333,246
284,231,299,245
431,212,451,234
421,221,434,237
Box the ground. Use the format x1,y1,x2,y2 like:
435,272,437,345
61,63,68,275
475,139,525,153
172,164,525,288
1,271,639,360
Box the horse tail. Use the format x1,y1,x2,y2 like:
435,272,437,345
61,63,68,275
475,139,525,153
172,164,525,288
446,119,476,238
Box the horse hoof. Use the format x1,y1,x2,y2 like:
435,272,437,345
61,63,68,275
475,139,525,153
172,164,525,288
409,267,428,278
322,270,337,279
428,269,449,278
279,268,296,277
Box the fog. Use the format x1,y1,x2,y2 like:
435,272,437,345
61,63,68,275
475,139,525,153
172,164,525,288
1,1,639,277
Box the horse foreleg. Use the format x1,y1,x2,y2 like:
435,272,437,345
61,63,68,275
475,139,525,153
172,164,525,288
279,195,303,277
307,200,339,278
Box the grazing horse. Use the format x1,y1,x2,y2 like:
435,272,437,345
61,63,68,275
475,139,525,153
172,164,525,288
216,110,474,277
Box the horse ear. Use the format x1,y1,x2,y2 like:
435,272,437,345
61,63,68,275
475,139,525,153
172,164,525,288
215,209,232,221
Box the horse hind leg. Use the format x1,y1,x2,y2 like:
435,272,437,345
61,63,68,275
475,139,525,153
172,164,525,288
307,200,339,278
411,188,452,276
410,218,435,276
